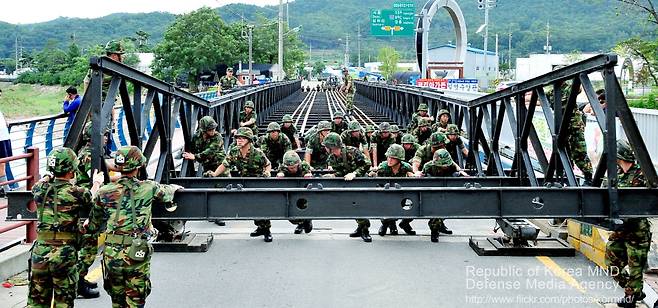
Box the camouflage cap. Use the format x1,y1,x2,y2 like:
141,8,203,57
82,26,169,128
390,125,400,133
283,150,301,167
227,67,234,72
282,114,293,123
235,127,254,140
333,111,344,119
401,133,417,144
438,109,451,119
429,132,447,147
348,120,362,132
446,124,460,135
385,144,405,161
267,122,281,132
244,101,255,109
47,147,79,174
322,132,343,148
317,121,332,131
82,122,110,142
365,125,375,133
104,40,125,55
418,118,431,127
433,148,454,166
417,103,428,112
198,116,218,131
378,122,391,132
617,140,635,162
114,146,147,172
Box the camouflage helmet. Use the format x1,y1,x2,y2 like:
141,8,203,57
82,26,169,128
617,140,635,162
82,122,110,142
385,144,406,161
390,125,400,133
433,149,454,166
322,132,343,148
104,40,125,55
438,109,451,119
244,101,255,109
283,150,301,167
333,111,344,119
47,147,79,174
446,124,460,135
282,114,293,123
378,122,391,132
429,132,448,147
317,120,332,132
198,116,218,131
235,127,254,140
417,103,428,112
418,118,431,127
348,120,362,132
267,122,281,132
114,146,147,172
401,133,417,144
365,125,375,133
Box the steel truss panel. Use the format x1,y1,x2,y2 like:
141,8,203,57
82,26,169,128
169,177,531,188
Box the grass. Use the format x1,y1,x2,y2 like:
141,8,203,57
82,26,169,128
0,82,67,120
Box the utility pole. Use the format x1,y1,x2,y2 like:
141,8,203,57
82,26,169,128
495,33,499,79
357,24,362,68
477,0,496,89
344,34,350,68
278,0,284,81
544,21,552,54
248,25,254,84
286,0,290,28
508,32,512,67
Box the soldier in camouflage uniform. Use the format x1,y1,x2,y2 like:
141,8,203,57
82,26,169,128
29,148,103,307
408,103,433,131
182,116,226,175
238,100,259,137
323,133,372,242
432,109,451,133
606,140,650,307
259,122,292,169
422,149,467,242
217,67,239,95
445,124,468,166
281,114,301,150
304,121,332,169
390,125,402,144
341,120,370,159
412,118,432,145
401,134,421,162
371,144,416,236
340,68,355,115
564,85,593,183
209,127,273,242
277,150,314,234
87,146,182,308
331,111,349,135
370,122,396,168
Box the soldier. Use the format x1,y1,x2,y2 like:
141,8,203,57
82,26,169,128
445,124,468,164
238,100,259,137
259,122,292,169
87,146,182,308
217,67,239,95
408,103,433,131
304,121,332,170
281,114,301,150
323,133,371,242
207,127,273,242
370,122,396,168
276,151,314,234
371,144,416,236
432,109,451,133
606,140,650,307
401,133,421,162
412,118,432,145
331,111,348,134
390,125,402,144
340,68,355,115
341,120,370,158
29,148,103,307
182,116,226,175
422,149,467,242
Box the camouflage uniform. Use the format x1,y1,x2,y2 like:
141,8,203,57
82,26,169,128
342,71,355,113
190,116,226,173
375,144,415,236
401,134,421,162
29,148,92,307
606,141,650,299
278,151,313,232
412,119,433,145
259,122,292,169
408,103,430,131
445,124,466,163
371,122,396,165
305,121,332,169
87,146,179,308
331,111,349,135
390,125,402,144
219,74,238,91
340,121,368,150
281,115,299,150
422,149,458,242
432,109,451,133
239,101,259,136
412,132,448,169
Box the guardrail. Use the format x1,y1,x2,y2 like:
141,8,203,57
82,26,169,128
0,148,39,245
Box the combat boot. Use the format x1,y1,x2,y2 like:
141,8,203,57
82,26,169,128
388,222,399,235
430,230,439,243
294,223,304,234
303,220,313,233
81,278,98,289
349,226,363,238
617,291,644,308
437,223,453,235
378,222,388,236
399,221,416,235
263,229,273,242
250,227,266,237
361,228,372,242
77,283,100,299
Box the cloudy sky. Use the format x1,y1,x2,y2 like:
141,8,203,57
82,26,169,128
0,0,284,24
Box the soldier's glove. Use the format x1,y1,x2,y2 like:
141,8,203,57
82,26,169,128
171,184,184,192
344,172,357,181
367,171,377,177
414,171,424,178
203,170,215,177
276,173,285,178
262,172,271,178
322,173,335,178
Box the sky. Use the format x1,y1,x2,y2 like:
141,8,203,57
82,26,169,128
0,0,284,24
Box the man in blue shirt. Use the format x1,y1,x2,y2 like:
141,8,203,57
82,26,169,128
62,86,81,139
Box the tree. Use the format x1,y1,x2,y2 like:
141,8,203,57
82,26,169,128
152,7,238,92
248,16,307,78
617,38,658,85
564,50,583,64
378,47,400,81
312,61,325,76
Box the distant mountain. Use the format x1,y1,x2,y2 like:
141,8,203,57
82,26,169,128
0,0,654,61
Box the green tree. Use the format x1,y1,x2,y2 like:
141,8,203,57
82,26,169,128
152,7,238,92
312,61,325,76
617,38,658,85
378,46,400,81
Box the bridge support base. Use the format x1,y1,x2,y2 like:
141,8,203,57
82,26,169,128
152,233,213,253
469,219,575,256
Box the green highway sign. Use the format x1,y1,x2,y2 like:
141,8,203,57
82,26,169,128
370,1,416,37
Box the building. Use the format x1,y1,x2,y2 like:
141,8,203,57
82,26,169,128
515,53,637,84
427,44,498,84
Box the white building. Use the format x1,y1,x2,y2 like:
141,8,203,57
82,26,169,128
363,62,418,73
427,44,498,83
515,53,638,83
